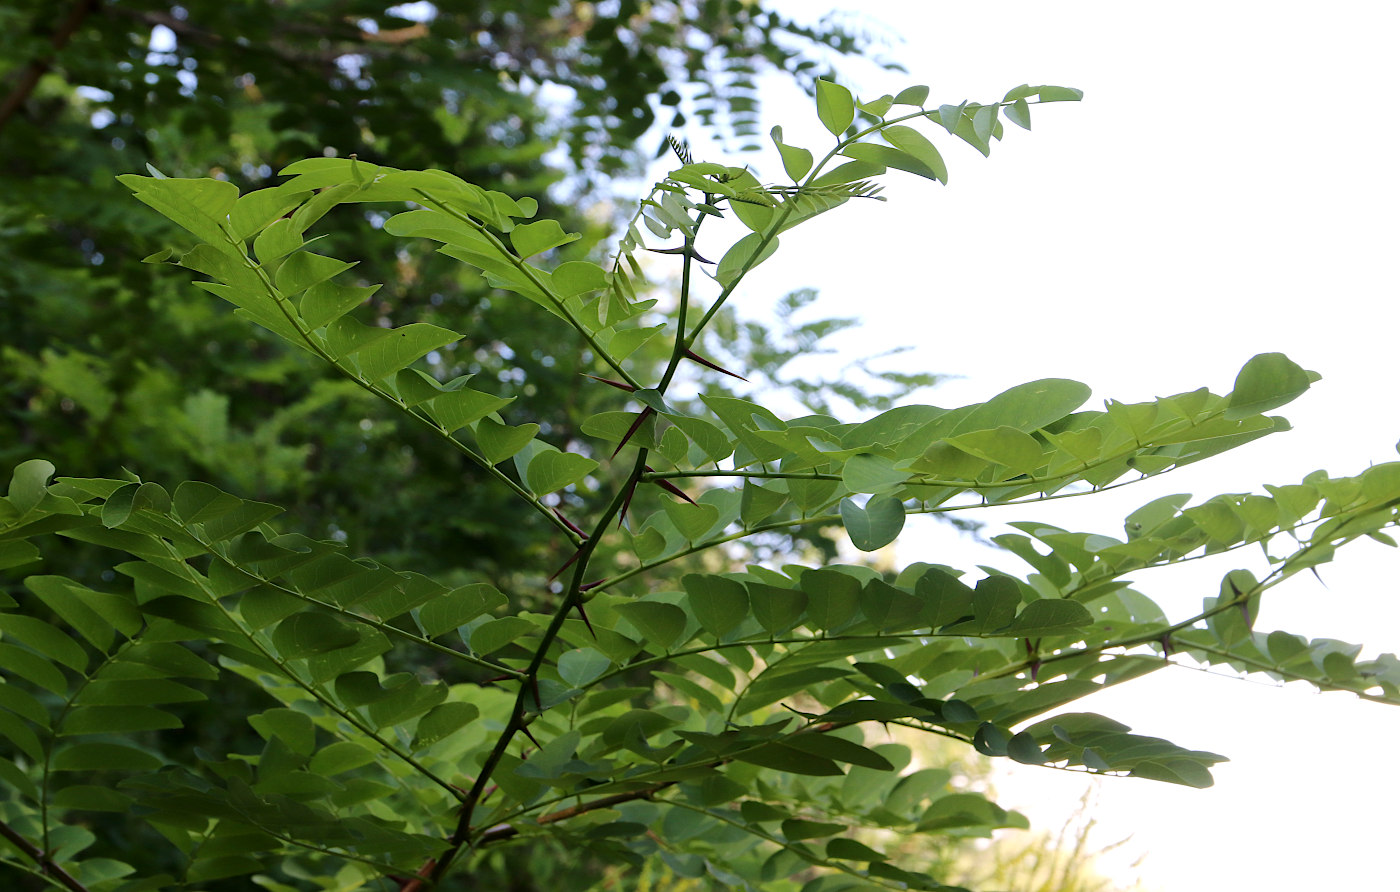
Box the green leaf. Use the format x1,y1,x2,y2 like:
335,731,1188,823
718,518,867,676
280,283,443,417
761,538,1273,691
1037,85,1085,102
119,175,241,250
411,701,479,749
474,417,541,465
417,583,506,637
249,706,316,755
614,601,687,650
815,79,855,136
800,569,861,631
0,540,39,572
352,322,461,383
510,219,580,258
740,481,787,526
1129,759,1213,788
672,415,734,463
173,481,282,540
882,125,949,185
51,742,162,772
827,838,889,862
0,709,43,761
335,671,413,707
952,379,1092,434
558,648,611,686
716,232,780,288
300,281,379,328
684,575,749,638
428,389,513,433
782,733,893,770
894,85,930,106
26,575,141,648
274,252,355,297
736,742,842,776
771,126,813,182
748,582,806,634
859,579,923,631
662,499,720,542
782,818,845,840
101,481,171,529
1225,353,1314,419
552,260,608,297
842,454,911,494
308,740,377,776
0,613,88,671
1003,599,1092,636
254,218,302,263
271,612,360,658
842,143,943,184
470,616,535,655
61,705,181,735
840,496,905,551
945,427,1044,474
1007,732,1045,764
229,184,311,241
8,458,56,514
1005,98,1032,130
526,450,599,494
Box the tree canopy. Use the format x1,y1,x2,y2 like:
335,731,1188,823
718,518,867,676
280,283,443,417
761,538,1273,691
5,5,1400,892
4,68,1400,890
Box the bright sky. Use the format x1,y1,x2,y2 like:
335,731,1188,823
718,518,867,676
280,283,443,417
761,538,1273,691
714,2,1400,889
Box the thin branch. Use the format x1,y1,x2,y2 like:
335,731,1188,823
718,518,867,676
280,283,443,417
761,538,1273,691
0,818,89,892
426,449,652,884
475,785,672,845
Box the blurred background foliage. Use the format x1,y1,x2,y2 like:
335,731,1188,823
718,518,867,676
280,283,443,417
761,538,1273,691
0,0,897,582
1,2,1133,889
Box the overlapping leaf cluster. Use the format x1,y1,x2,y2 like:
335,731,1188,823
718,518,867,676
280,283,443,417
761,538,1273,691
2,79,1399,892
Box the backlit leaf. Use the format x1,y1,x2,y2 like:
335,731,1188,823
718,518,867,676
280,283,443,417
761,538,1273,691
474,417,541,465
1225,353,1314,420
510,219,580,258
815,79,855,136
840,496,905,551
526,450,599,494
684,575,749,638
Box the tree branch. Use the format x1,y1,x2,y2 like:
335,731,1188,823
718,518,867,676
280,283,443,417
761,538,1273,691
0,817,89,892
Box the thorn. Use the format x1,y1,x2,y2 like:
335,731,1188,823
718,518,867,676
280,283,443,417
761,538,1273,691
579,579,607,592
645,245,715,264
683,348,747,381
647,466,697,504
1160,634,1174,658
573,600,597,638
1309,566,1328,588
582,373,636,393
549,547,582,582
612,407,655,458
1030,660,1041,681
520,724,542,748
618,476,639,529
552,507,588,539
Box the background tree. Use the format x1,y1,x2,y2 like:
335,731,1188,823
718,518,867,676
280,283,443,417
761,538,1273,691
1,4,904,888
0,0,889,578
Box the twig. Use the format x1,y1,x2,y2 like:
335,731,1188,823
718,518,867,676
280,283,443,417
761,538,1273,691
0,818,89,892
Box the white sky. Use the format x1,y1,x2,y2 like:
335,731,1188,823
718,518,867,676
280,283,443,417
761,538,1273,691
693,2,1400,889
